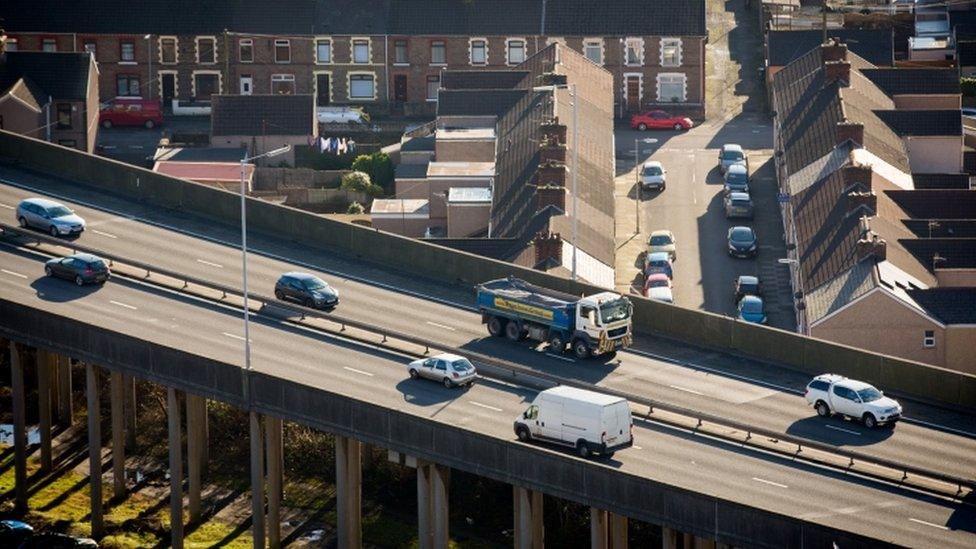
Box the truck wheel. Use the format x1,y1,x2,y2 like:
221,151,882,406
515,425,531,442
863,413,877,429
572,340,591,360
487,316,505,337
815,401,830,418
505,321,524,341
576,440,591,458
549,333,566,353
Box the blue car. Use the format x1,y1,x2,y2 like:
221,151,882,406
737,295,767,324
0,520,33,546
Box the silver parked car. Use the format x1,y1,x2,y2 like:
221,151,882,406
718,144,748,174
407,353,477,388
724,192,754,219
16,198,86,237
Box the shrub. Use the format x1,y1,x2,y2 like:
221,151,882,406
340,170,384,197
961,77,976,98
350,152,395,192
346,201,365,214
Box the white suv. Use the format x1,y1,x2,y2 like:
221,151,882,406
804,374,902,428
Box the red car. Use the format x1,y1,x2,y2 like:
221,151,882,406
630,110,693,131
99,98,163,129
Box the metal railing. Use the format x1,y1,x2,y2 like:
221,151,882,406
2,221,973,494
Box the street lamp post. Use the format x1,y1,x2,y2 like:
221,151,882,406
144,34,152,100
634,137,658,235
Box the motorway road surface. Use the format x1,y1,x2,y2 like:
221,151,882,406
1,168,975,481
0,247,973,547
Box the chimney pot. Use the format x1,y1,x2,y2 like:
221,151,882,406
824,60,851,84
535,185,566,213
821,40,848,63
856,233,887,262
534,231,563,266
846,190,877,217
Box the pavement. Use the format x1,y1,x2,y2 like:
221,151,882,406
96,115,211,168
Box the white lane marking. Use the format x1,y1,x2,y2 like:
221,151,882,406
343,366,374,377
110,300,137,310
545,353,576,363
632,445,643,450
91,229,118,239
900,417,976,439
1,269,27,279
221,332,249,342
196,259,224,268
426,321,456,331
751,477,788,489
669,384,705,396
824,424,861,436
908,518,948,531
470,401,503,412
0,203,14,209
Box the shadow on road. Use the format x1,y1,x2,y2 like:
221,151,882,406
785,415,894,448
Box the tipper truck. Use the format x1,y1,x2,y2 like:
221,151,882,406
476,277,633,359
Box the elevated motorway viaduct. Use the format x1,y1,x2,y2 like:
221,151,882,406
1,247,973,548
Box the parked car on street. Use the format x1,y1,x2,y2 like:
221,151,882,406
643,274,673,303
640,161,666,191
16,198,85,237
962,107,976,119
514,386,633,459
643,251,673,279
723,164,750,194
99,98,163,129
647,229,676,260
407,353,477,388
804,374,902,428
733,275,763,304
17,532,98,548
630,110,693,131
274,272,339,310
0,520,33,547
724,192,754,219
736,295,767,324
718,144,748,173
727,226,758,258
44,253,110,286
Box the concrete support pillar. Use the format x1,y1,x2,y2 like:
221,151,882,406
418,463,432,549
417,462,450,549
661,526,678,549
265,416,282,549
110,371,125,499
124,374,137,452
167,387,184,549
610,514,627,549
682,532,694,549
590,508,609,549
692,537,715,549
335,436,362,548
10,342,28,513
37,349,53,472
715,542,732,549
86,363,104,539
513,486,544,549
186,394,206,523
56,354,72,427
249,411,266,549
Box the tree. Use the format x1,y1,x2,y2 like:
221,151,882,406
346,201,365,214
350,152,394,192
340,171,384,197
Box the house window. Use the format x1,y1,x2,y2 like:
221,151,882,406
5,38,17,51
352,39,369,64
507,39,526,65
42,38,56,52
239,39,253,63
430,40,446,65
275,39,291,63
625,38,643,66
120,41,135,62
159,37,177,64
349,74,375,100
657,73,686,102
271,74,296,95
83,40,97,56
583,39,602,65
394,40,408,65
316,39,332,64
426,75,440,102
197,37,216,64
193,72,220,99
661,38,682,67
56,103,72,129
116,75,140,97
470,39,487,65
923,330,935,348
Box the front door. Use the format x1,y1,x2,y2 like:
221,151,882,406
161,73,176,105
394,74,408,103
240,75,253,95
316,73,330,106
625,76,641,113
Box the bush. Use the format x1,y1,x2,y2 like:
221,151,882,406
346,201,365,214
340,171,384,197
962,77,976,98
350,152,395,192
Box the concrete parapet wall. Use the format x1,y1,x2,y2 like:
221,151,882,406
1,129,974,410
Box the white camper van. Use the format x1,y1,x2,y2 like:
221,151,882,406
513,386,633,458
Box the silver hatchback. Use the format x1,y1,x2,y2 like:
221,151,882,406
16,198,86,237
407,353,477,388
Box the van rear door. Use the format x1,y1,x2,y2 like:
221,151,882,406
601,401,632,447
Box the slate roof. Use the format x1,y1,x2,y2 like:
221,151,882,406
805,259,877,325
958,41,976,67
860,68,960,96
875,110,962,137
784,140,855,196
767,29,893,67
902,219,976,239
886,190,976,219
210,95,314,136
395,163,429,179
437,89,530,117
905,288,976,324
543,0,706,36
0,51,93,100
314,0,391,34
899,238,976,269
950,10,976,41
400,135,435,152
388,0,543,35
911,173,972,190
2,77,45,111
441,71,530,90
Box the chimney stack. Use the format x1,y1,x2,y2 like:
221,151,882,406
842,163,872,192
535,185,566,213
846,190,877,217
534,231,563,266
821,40,848,63
856,232,887,262
535,160,566,187
824,60,851,84
836,120,864,146
540,122,567,146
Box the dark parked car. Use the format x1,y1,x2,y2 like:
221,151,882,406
0,520,34,547
17,533,98,548
44,253,110,286
723,164,750,194
734,275,763,304
274,272,339,310
737,295,767,324
727,226,758,258
723,192,754,219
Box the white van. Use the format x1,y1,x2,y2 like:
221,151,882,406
513,386,633,458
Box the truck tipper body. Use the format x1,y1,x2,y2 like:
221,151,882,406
476,277,633,359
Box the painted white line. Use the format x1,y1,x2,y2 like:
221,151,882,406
669,384,705,396
0,203,14,209
343,366,374,377
632,445,643,450
751,477,788,489
900,417,976,439
470,401,503,412
221,332,249,342
196,259,224,268
109,300,137,310
426,321,456,331
91,229,118,239
545,353,576,363
1,269,27,279
824,424,861,436
908,518,948,531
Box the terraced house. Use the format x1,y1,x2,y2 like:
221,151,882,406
1,0,706,118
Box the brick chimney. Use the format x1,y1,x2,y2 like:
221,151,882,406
540,72,568,87
842,163,872,192
824,60,851,84
836,120,864,146
540,143,567,164
535,161,567,187
821,40,848,63
541,122,567,146
535,185,566,212
856,232,887,262
846,190,877,216
534,231,563,266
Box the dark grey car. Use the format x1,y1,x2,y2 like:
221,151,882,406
727,226,758,258
724,192,754,219
274,272,339,309
44,253,110,286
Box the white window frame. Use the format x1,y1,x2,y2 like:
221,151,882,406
351,37,371,64
624,37,644,67
583,38,603,65
119,40,136,64
271,73,296,95
315,37,332,64
190,69,222,98
430,40,447,66
159,36,178,65
5,38,18,51
42,38,57,52
923,330,936,348
239,38,254,63
393,39,409,66
469,38,488,66
426,74,440,102
660,37,682,67
506,38,526,65
274,39,291,64
656,73,687,103
195,36,217,65
313,69,334,104
348,71,377,101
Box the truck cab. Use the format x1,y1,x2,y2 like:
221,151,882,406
572,292,633,358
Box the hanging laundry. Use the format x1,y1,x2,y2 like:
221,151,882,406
318,136,328,153
338,137,347,155
348,139,356,154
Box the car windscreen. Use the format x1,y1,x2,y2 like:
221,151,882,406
89,260,107,270
600,300,631,324
648,279,668,288
725,172,747,184
731,198,751,207
649,235,671,246
48,206,72,217
730,228,753,242
644,166,662,176
739,282,758,293
451,359,474,372
856,387,883,402
741,300,762,313
721,150,743,161
303,277,329,290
